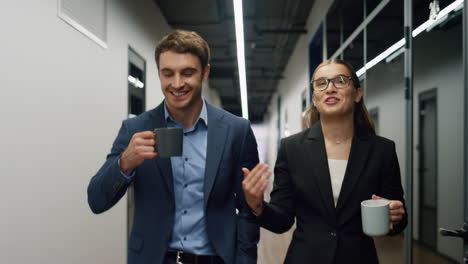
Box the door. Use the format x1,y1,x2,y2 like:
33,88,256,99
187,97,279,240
418,89,437,250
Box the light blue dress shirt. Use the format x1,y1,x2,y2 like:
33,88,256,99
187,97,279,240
164,100,215,255
120,100,215,254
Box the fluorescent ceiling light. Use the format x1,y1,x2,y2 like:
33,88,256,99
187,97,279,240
128,75,144,88
356,0,463,77
385,46,405,63
233,0,249,119
356,67,366,77
365,39,405,70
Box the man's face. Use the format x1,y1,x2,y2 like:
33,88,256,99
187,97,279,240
158,51,210,113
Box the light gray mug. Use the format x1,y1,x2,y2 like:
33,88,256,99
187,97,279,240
153,127,183,158
361,199,390,236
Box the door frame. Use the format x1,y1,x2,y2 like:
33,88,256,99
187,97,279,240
463,0,468,262
127,46,146,238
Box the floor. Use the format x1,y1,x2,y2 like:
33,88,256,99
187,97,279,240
375,235,457,264
257,228,459,264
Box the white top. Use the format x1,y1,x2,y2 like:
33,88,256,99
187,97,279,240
328,159,348,207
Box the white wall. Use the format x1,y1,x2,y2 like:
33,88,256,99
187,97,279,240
0,1,216,263
202,80,222,108
365,60,406,189
251,124,268,164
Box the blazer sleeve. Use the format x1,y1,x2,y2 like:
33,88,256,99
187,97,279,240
87,120,133,214
380,141,408,235
256,138,296,234
235,122,260,264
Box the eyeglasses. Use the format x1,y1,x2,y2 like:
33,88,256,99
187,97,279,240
311,75,353,91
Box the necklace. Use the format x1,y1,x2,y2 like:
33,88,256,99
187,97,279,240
327,137,351,145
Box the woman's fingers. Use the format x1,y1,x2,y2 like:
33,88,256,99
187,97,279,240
252,170,271,194
243,163,264,184
388,200,405,227
389,200,403,210
390,207,404,221
243,163,268,188
242,168,250,177
372,195,405,227
242,163,270,197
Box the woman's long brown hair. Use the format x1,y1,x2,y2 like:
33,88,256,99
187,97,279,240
302,59,376,136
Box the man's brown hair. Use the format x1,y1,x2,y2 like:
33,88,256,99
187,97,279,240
155,30,210,70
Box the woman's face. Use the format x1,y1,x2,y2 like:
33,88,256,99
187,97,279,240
312,63,363,119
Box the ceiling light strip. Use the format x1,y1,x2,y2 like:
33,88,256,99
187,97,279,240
413,0,463,37
233,0,249,119
356,0,463,77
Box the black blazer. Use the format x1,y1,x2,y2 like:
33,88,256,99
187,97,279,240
256,122,407,264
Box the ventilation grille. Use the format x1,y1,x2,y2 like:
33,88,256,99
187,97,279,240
58,0,107,48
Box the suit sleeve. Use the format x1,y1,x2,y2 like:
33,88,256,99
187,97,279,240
255,139,295,233
380,141,408,235
235,122,260,264
87,120,133,214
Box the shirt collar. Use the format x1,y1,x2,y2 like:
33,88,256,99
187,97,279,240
164,98,208,127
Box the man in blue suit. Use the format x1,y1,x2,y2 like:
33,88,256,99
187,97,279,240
87,30,260,264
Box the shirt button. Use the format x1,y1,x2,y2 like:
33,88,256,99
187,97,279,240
183,237,187,240
185,157,188,161
183,210,187,214
184,184,188,188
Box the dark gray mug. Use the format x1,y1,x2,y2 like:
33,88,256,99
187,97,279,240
153,127,183,158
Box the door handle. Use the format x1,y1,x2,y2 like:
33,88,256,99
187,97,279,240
439,227,468,242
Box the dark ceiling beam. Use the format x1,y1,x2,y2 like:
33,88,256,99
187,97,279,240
248,89,276,93
256,29,308,34
246,66,277,70
171,16,297,27
210,57,253,63
210,44,230,48
210,67,235,78
210,65,279,72
168,21,223,26
247,75,284,80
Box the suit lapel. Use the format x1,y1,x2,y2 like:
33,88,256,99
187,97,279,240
305,123,337,221
145,102,174,197
203,104,228,207
335,131,371,211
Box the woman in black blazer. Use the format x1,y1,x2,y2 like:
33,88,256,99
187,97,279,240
242,59,407,263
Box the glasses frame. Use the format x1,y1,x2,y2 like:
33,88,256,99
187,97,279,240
311,75,354,91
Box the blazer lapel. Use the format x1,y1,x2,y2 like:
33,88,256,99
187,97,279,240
305,123,337,221
203,104,228,207
146,102,174,197
335,130,371,211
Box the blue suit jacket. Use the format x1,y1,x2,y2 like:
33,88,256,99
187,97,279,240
87,102,260,264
